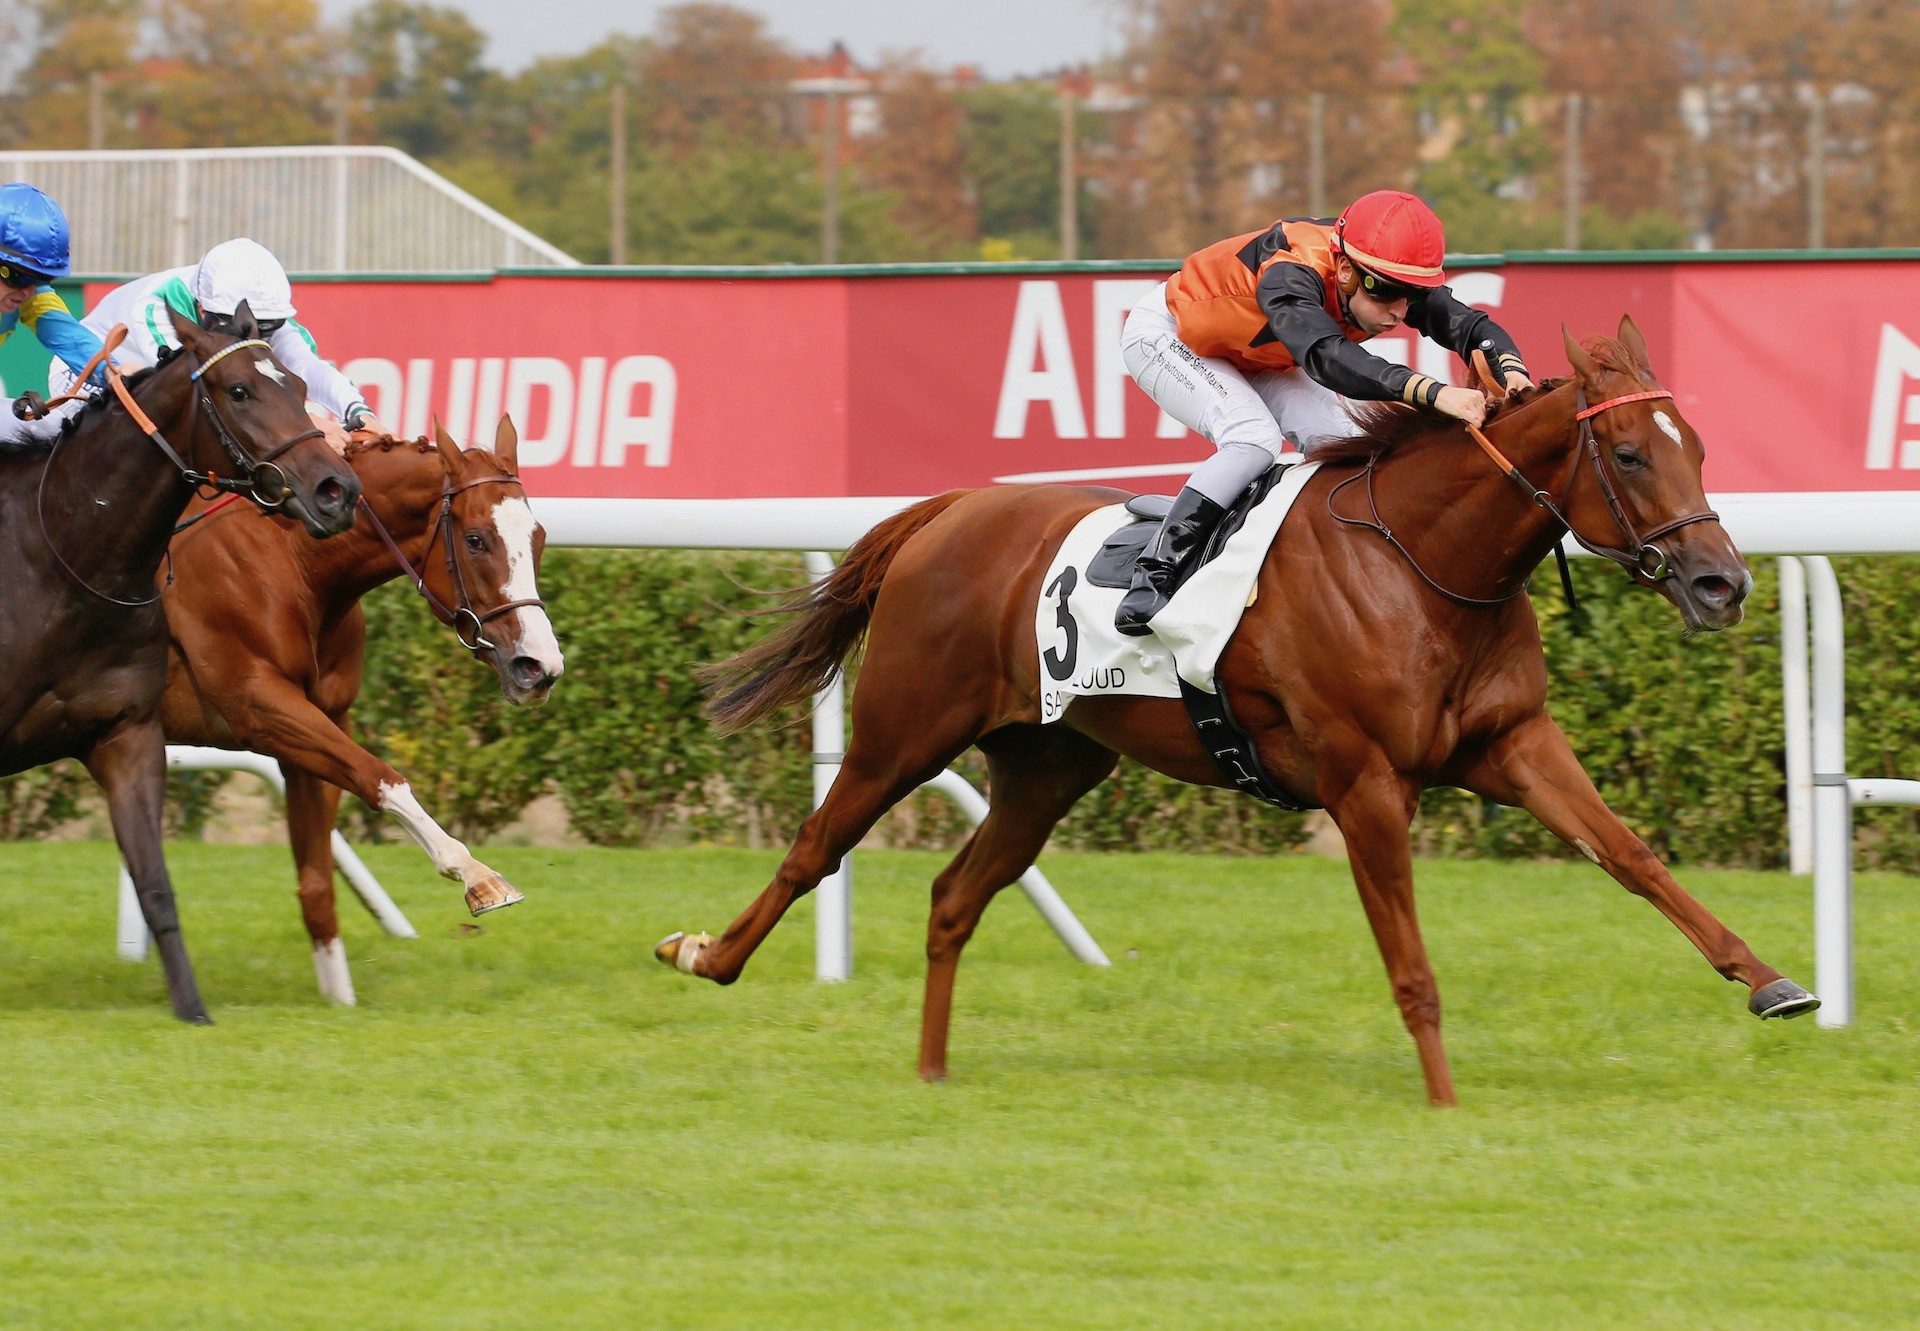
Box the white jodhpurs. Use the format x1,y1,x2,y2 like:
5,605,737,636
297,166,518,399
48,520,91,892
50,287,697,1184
1121,280,1363,505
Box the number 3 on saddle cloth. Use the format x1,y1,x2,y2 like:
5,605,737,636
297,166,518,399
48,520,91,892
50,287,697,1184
1034,460,1322,810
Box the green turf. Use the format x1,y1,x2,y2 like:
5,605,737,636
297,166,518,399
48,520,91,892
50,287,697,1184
1,841,1914,1329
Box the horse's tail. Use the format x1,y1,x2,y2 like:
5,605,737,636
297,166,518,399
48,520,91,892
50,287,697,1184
699,491,972,734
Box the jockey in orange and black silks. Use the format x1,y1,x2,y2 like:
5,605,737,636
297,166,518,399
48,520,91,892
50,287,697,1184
1114,189,1534,636
0,183,113,448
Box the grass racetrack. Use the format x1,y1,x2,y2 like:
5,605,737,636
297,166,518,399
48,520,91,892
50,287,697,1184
2,841,1916,1329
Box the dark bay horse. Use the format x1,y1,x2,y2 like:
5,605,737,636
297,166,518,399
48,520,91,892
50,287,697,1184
0,307,361,1023
658,317,1818,1106
159,417,563,1003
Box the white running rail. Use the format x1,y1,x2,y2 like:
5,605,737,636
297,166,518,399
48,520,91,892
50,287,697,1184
3,146,576,273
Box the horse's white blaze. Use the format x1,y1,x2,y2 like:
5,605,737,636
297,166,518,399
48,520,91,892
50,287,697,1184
378,780,488,887
312,937,356,1005
1653,410,1684,447
254,358,287,385
489,495,564,676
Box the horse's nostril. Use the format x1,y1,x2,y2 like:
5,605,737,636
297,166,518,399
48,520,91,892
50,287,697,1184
510,656,551,690
316,477,345,512
1693,574,1733,605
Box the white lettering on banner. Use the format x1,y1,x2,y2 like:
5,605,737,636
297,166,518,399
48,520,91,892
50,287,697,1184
995,281,1088,438
334,355,677,467
1866,322,1920,470
506,357,573,468
601,355,676,468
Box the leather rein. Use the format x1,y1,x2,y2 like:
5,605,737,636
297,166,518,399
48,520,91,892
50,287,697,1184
29,326,327,607
1329,384,1721,608
358,470,545,652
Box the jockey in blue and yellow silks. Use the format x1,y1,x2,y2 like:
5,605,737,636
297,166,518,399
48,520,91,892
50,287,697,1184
0,183,108,446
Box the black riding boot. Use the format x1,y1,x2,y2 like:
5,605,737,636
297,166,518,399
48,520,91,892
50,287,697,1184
1114,486,1229,636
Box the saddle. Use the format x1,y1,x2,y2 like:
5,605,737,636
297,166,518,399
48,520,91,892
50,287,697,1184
1084,462,1293,590
1083,462,1312,812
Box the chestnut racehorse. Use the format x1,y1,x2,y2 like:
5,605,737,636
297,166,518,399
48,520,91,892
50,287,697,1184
0,308,361,1022
658,317,1818,1106
159,417,563,1003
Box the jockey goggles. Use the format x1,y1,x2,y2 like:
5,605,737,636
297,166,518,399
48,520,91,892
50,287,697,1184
0,261,50,291
199,311,287,337
1354,265,1419,305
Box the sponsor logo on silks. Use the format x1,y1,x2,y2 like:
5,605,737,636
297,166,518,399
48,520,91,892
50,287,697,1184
1867,323,1920,470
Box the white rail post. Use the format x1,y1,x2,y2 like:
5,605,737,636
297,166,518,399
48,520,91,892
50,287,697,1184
1779,557,1813,874
805,552,853,981
1806,556,1851,1027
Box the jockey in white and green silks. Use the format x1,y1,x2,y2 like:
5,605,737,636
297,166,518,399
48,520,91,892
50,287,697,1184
48,237,382,435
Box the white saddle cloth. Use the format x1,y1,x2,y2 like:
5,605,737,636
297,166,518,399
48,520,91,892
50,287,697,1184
1035,461,1321,723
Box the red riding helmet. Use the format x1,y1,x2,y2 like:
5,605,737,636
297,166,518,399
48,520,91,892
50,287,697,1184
1333,190,1447,290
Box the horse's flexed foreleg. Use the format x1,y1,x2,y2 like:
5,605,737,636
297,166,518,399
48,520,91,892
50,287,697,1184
1464,713,1818,1018
1324,757,1456,1106
88,719,210,1023
234,676,522,917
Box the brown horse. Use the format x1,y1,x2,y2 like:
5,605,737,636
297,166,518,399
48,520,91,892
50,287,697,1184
159,417,563,1003
658,317,1817,1106
0,307,361,1022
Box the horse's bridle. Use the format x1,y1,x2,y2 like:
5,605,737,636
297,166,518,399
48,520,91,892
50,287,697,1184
34,333,328,607
360,471,546,652
1330,384,1722,608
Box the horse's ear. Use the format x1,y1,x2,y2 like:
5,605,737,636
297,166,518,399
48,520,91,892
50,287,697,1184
1616,314,1654,377
229,298,258,341
166,304,209,353
430,415,464,470
494,414,519,472
1562,325,1600,382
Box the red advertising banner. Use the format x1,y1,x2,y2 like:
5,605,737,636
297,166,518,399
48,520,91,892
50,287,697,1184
90,260,1916,501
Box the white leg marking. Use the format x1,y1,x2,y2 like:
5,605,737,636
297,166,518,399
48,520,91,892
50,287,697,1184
379,780,489,888
1574,838,1602,865
313,937,357,1005
489,497,565,679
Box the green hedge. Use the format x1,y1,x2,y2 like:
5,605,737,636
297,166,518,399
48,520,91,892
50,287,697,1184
3,549,1917,870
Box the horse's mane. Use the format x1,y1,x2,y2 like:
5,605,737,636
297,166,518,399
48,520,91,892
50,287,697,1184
342,433,434,460
1305,334,1639,467
45,361,165,445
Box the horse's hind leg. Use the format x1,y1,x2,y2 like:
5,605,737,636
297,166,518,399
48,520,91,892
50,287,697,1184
662,704,986,987
87,719,209,1024
919,725,1116,1081
284,765,353,1005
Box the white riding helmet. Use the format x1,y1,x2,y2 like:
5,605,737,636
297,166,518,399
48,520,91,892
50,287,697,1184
191,237,296,322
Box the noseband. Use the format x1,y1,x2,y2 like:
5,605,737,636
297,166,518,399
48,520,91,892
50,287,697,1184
361,471,546,652
34,334,328,606
1331,385,1721,608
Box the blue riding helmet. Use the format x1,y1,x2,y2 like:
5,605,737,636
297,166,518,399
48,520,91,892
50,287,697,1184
0,183,74,283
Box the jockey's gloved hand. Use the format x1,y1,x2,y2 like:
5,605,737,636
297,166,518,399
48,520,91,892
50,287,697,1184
344,407,379,434
1434,384,1489,429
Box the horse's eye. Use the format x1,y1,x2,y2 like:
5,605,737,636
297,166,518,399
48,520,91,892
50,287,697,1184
464,532,487,553
226,383,250,402
1613,448,1644,470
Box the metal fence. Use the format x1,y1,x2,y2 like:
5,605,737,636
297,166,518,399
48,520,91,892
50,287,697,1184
0,146,576,273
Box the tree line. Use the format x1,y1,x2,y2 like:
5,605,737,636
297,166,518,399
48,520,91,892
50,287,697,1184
3,0,1916,264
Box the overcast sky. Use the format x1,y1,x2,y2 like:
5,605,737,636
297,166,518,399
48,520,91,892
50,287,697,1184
314,0,1128,79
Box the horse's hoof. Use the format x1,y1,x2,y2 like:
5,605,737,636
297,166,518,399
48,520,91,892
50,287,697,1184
653,930,713,976
1750,977,1821,1019
179,1011,214,1026
465,877,525,917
